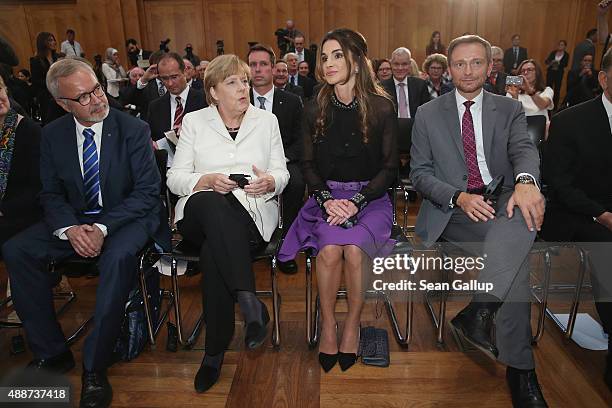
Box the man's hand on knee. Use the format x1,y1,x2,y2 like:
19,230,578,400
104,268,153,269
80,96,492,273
506,184,545,232
66,225,98,258
83,224,105,254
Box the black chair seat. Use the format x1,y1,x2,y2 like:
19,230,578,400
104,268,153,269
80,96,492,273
253,227,284,261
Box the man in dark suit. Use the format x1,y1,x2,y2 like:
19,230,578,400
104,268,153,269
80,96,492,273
294,35,316,77
542,47,612,392
125,38,152,69
285,52,315,98
503,34,528,74
2,59,169,408
485,46,508,95
571,28,597,71
411,35,547,406
146,52,207,146
121,50,166,122
248,44,304,233
273,60,304,99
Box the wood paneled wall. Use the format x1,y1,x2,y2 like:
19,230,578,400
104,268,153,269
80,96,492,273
1,0,610,75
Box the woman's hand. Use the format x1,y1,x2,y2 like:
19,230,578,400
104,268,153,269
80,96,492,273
243,165,275,196
323,199,358,226
193,173,236,194
506,84,520,99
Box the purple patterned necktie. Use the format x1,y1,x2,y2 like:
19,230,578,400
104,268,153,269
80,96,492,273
462,100,485,191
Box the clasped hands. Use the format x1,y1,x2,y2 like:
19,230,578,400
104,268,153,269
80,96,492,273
66,224,104,258
323,199,358,226
457,183,545,231
193,165,275,196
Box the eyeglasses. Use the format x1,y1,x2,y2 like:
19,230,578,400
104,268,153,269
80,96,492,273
58,83,105,106
520,67,536,74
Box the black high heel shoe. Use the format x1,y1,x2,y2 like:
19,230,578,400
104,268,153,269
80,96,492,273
338,324,360,371
318,352,339,372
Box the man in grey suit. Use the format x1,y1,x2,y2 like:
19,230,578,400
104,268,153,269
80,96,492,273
410,35,547,408
571,28,597,71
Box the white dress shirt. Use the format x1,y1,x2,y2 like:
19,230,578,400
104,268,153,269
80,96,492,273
170,86,191,128
289,73,299,86
296,50,305,63
393,76,412,118
61,40,83,57
253,86,274,112
54,118,108,239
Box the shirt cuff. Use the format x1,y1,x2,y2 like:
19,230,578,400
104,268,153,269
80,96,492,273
136,78,148,90
54,226,75,240
515,173,540,190
94,223,108,237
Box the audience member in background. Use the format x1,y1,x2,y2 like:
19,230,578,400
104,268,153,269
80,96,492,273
410,34,548,408
196,60,209,80
598,1,612,64
120,67,144,116
93,54,106,88
426,31,446,56
484,46,507,95
167,54,288,393
123,50,166,122
146,52,206,160
506,59,554,125
0,76,41,246
30,32,58,125
16,69,31,85
3,67,33,117
571,29,597,71
125,38,152,68
422,53,450,98
101,48,128,100
503,34,528,74
3,58,169,408
298,61,311,79
183,43,200,67
183,58,202,89
294,35,316,76
382,47,431,119
566,53,600,107
542,47,612,392
273,60,304,99
127,67,144,86
61,29,85,58
544,40,569,109
410,58,426,79
248,43,304,233
278,28,398,373
283,19,300,52
0,35,18,67
373,58,392,82
285,52,315,98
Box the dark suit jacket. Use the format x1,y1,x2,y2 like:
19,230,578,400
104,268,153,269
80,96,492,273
484,72,508,95
503,47,528,74
571,40,596,71
565,69,600,107
40,108,169,248
190,79,204,90
1,116,41,219
30,55,57,124
121,80,162,122
297,74,316,98
128,49,153,68
249,88,303,162
302,48,316,76
381,77,432,118
543,97,612,239
281,83,304,100
146,87,207,141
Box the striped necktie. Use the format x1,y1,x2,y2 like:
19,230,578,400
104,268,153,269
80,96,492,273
173,96,184,135
82,128,101,214
257,96,266,110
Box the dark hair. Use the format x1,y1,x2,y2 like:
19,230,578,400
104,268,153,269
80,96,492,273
559,40,567,46
298,60,309,68
428,31,444,49
35,32,56,57
587,28,598,39
314,28,390,144
373,58,390,72
66,29,75,35
511,34,520,40
17,69,31,78
602,48,612,72
157,52,185,71
125,38,138,47
447,34,491,63
247,43,276,64
517,59,545,92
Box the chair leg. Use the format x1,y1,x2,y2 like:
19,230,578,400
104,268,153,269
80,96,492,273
565,247,587,339
66,316,94,346
271,257,281,348
139,257,156,346
532,249,552,344
382,288,412,347
306,254,319,348
170,257,185,346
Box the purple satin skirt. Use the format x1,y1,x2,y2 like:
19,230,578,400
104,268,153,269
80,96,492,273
278,181,395,261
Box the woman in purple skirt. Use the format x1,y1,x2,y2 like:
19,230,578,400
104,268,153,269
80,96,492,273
277,28,398,372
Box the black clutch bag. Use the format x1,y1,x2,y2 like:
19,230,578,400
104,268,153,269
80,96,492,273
358,326,390,367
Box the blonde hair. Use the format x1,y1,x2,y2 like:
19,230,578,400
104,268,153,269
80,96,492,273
422,53,448,73
409,58,421,77
203,54,250,105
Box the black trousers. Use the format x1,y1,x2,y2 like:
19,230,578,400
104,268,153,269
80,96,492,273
283,162,306,228
542,209,612,335
178,192,264,355
2,220,149,371
546,69,564,110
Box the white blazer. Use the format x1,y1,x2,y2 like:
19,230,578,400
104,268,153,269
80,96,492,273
167,104,289,241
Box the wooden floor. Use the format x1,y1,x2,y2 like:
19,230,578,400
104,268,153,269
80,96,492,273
1,200,611,408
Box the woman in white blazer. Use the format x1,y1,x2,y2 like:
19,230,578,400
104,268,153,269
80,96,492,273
167,54,289,393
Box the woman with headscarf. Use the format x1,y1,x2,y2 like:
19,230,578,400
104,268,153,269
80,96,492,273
101,48,128,99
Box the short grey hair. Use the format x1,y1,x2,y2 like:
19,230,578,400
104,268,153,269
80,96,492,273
284,52,298,61
391,47,412,61
46,58,97,98
447,35,492,63
491,46,503,57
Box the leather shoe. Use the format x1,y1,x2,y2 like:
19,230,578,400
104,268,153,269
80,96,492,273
27,349,75,374
506,367,548,408
450,300,500,360
318,352,338,372
245,300,270,349
80,369,112,408
277,259,298,274
194,355,223,393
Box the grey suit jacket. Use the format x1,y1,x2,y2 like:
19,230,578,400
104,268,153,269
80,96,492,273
409,90,540,246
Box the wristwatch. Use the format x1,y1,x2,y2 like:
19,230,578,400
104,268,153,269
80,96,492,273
515,175,536,186
449,190,462,209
